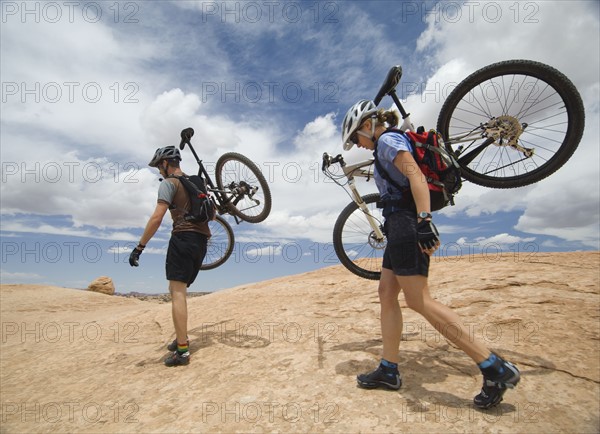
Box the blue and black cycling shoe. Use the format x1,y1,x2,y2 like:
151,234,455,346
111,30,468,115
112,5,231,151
474,355,520,409
357,364,402,390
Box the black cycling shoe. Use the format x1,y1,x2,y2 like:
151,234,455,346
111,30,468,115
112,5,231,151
164,350,190,367
357,365,402,390
167,338,189,352
474,355,520,409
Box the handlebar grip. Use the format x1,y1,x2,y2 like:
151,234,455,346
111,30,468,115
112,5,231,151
322,152,330,171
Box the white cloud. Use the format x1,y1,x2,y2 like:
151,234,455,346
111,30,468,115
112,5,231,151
0,219,138,241
416,1,599,89
456,233,536,249
245,244,283,259
1,0,597,255
0,270,43,282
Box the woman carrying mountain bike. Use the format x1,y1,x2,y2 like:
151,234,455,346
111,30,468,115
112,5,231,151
341,100,520,409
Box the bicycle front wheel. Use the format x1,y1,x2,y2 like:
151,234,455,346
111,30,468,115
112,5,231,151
201,215,235,270
215,153,272,223
437,60,585,188
333,193,385,280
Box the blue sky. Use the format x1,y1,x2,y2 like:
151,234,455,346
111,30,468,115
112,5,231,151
1,1,599,294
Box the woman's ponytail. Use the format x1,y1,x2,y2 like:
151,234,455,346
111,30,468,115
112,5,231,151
375,109,399,128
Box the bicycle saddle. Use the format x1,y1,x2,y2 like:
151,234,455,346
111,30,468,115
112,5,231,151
374,65,402,105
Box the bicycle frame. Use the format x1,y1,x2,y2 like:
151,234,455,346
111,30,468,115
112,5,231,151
342,159,385,241
183,139,246,225
323,154,385,241
374,65,531,171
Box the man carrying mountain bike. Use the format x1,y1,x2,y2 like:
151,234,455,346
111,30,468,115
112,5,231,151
129,146,210,367
341,100,520,409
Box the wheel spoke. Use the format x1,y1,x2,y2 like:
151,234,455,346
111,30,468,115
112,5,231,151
334,194,384,280
438,60,583,188
215,153,272,224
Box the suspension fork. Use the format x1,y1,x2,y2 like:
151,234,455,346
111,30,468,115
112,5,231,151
348,179,385,240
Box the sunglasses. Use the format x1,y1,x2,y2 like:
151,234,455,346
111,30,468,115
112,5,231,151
350,121,369,145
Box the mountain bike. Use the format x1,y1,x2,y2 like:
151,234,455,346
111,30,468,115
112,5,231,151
323,59,585,280
178,128,272,270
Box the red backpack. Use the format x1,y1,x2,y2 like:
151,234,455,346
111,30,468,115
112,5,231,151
374,127,462,211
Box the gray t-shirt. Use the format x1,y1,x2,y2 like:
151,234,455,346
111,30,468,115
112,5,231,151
158,179,177,203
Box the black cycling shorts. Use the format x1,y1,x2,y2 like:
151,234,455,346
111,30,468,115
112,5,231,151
382,209,430,277
165,232,208,286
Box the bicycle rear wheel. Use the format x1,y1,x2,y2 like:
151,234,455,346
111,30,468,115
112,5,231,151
333,193,385,280
215,153,272,223
200,215,234,270
437,60,585,188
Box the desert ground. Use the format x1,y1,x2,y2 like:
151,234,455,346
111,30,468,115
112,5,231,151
1,251,599,433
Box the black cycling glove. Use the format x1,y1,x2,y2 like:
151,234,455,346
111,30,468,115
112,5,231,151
416,220,440,250
129,245,144,267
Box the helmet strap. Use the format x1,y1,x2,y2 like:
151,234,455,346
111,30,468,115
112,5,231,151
159,160,168,175
369,117,377,141
356,116,378,143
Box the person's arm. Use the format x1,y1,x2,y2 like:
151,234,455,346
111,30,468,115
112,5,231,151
393,150,439,254
393,151,430,218
129,202,169,267
139,202,169,246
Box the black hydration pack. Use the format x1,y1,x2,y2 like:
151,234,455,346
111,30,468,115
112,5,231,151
168,175,216,223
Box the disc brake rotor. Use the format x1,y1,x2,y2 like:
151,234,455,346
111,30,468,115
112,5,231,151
485,115,534,157
368,231,386,250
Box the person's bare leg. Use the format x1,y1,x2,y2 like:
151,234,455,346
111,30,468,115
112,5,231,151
379,268,403,363
169,280,188,345
398,275,489,363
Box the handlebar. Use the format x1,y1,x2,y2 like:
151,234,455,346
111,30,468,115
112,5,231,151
322,152,345,171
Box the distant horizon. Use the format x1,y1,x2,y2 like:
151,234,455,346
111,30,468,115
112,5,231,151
2,1,599,295
3,250,598,295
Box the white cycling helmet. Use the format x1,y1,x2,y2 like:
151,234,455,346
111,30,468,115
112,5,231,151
341,99,377,150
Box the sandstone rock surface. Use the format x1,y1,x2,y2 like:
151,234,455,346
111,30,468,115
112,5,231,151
1,251,598,433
